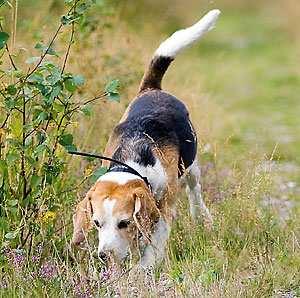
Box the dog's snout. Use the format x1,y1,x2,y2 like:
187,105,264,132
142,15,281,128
98,251,108,262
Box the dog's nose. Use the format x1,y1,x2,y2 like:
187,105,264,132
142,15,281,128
98,251,108,262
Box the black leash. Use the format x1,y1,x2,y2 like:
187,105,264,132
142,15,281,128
68,150,151,190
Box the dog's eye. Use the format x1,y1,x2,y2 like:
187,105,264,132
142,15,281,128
117,220,130,229
94,219,102,228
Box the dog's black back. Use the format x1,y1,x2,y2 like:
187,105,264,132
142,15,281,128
113,90,197,176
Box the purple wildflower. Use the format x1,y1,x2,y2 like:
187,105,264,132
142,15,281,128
39,261,58,280
73,278,92,298
5,248,26,270
100,265,117,282
31,244,42,263
31,254,40,263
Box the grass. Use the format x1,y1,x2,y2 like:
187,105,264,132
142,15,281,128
1,0,300,297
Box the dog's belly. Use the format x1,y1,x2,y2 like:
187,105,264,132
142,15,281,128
118,90,197,176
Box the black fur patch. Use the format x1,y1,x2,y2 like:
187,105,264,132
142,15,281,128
139,56,174,91
111,140,155,168
112,90,197,176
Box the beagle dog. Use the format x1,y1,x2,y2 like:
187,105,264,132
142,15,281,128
72,9,220,268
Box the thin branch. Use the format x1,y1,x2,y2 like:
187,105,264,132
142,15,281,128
56,176,89,196
1,113,9,128
68,92,108,114
61,12,76,74
24,121,42,140
0,23,18,70
21,1,79,83
21,89,27,201
25,24,64,79
5,43,18,70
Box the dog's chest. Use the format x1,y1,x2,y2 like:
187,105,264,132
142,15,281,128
126,159,167,200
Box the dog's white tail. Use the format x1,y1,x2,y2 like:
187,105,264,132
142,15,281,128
139,9,221,92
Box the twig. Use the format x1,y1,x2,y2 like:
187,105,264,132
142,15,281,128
21,89,27,202
1,113,9,128
21,1,79,84
68,92,108,114
0,23,18,71
61,10,76,74
24,121,42,140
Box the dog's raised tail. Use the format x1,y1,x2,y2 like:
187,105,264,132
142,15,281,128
139,9,221,93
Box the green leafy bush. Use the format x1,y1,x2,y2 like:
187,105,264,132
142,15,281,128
0,0,119,250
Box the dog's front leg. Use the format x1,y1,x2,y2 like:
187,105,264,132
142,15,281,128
140,217,170,269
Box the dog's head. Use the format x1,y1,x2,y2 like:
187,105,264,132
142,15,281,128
72,179,160,261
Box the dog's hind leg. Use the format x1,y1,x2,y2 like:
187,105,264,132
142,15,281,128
185,160,213,228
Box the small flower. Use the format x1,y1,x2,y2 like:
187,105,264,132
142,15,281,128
73,278,92,298
84,165,94,177
39,261,58,280
100,265,117,282
40,211,56,223
5,248,26,270
31,254,40,263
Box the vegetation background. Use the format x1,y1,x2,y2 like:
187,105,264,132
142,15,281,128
0,0,299,297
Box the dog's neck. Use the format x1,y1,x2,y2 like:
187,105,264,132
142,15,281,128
104,139,167,199
109,165,151,190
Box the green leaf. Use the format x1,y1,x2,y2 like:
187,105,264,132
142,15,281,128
107,92,120,102
53,102,65,113
59,133,73,146
35,42,58,57
4,97,16,110
36,131,46,144
6,152,19,164
105,79,120,93
28,71,44,83
8,200,18,207
0,31,9,49
81,105,92,117
34,144,48,156
64,144,77,151
0,159,7,186
76,3,89,14
30,175,41,188
0,0,8,8
46,72,61,85
64,78,76,92
91,167,107,183
61,14,79,25
34,42,44,50
50,84,61,98
105,79,120,102
5,231,18,240
37,83,51,96
6,84,17,95
36,111,48,122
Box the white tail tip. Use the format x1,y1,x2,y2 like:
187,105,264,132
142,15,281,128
155,9,221,58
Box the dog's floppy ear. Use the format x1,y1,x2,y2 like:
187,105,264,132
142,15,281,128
72,189,94,246
132,187,160,243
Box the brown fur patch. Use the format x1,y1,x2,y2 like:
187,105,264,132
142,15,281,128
153,145,180,221
72,179,160,246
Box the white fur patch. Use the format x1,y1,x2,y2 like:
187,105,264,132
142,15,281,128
126,159,167,199
97,199,128,259
155,9,221,58
98,171,142,185
141,218,170,268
